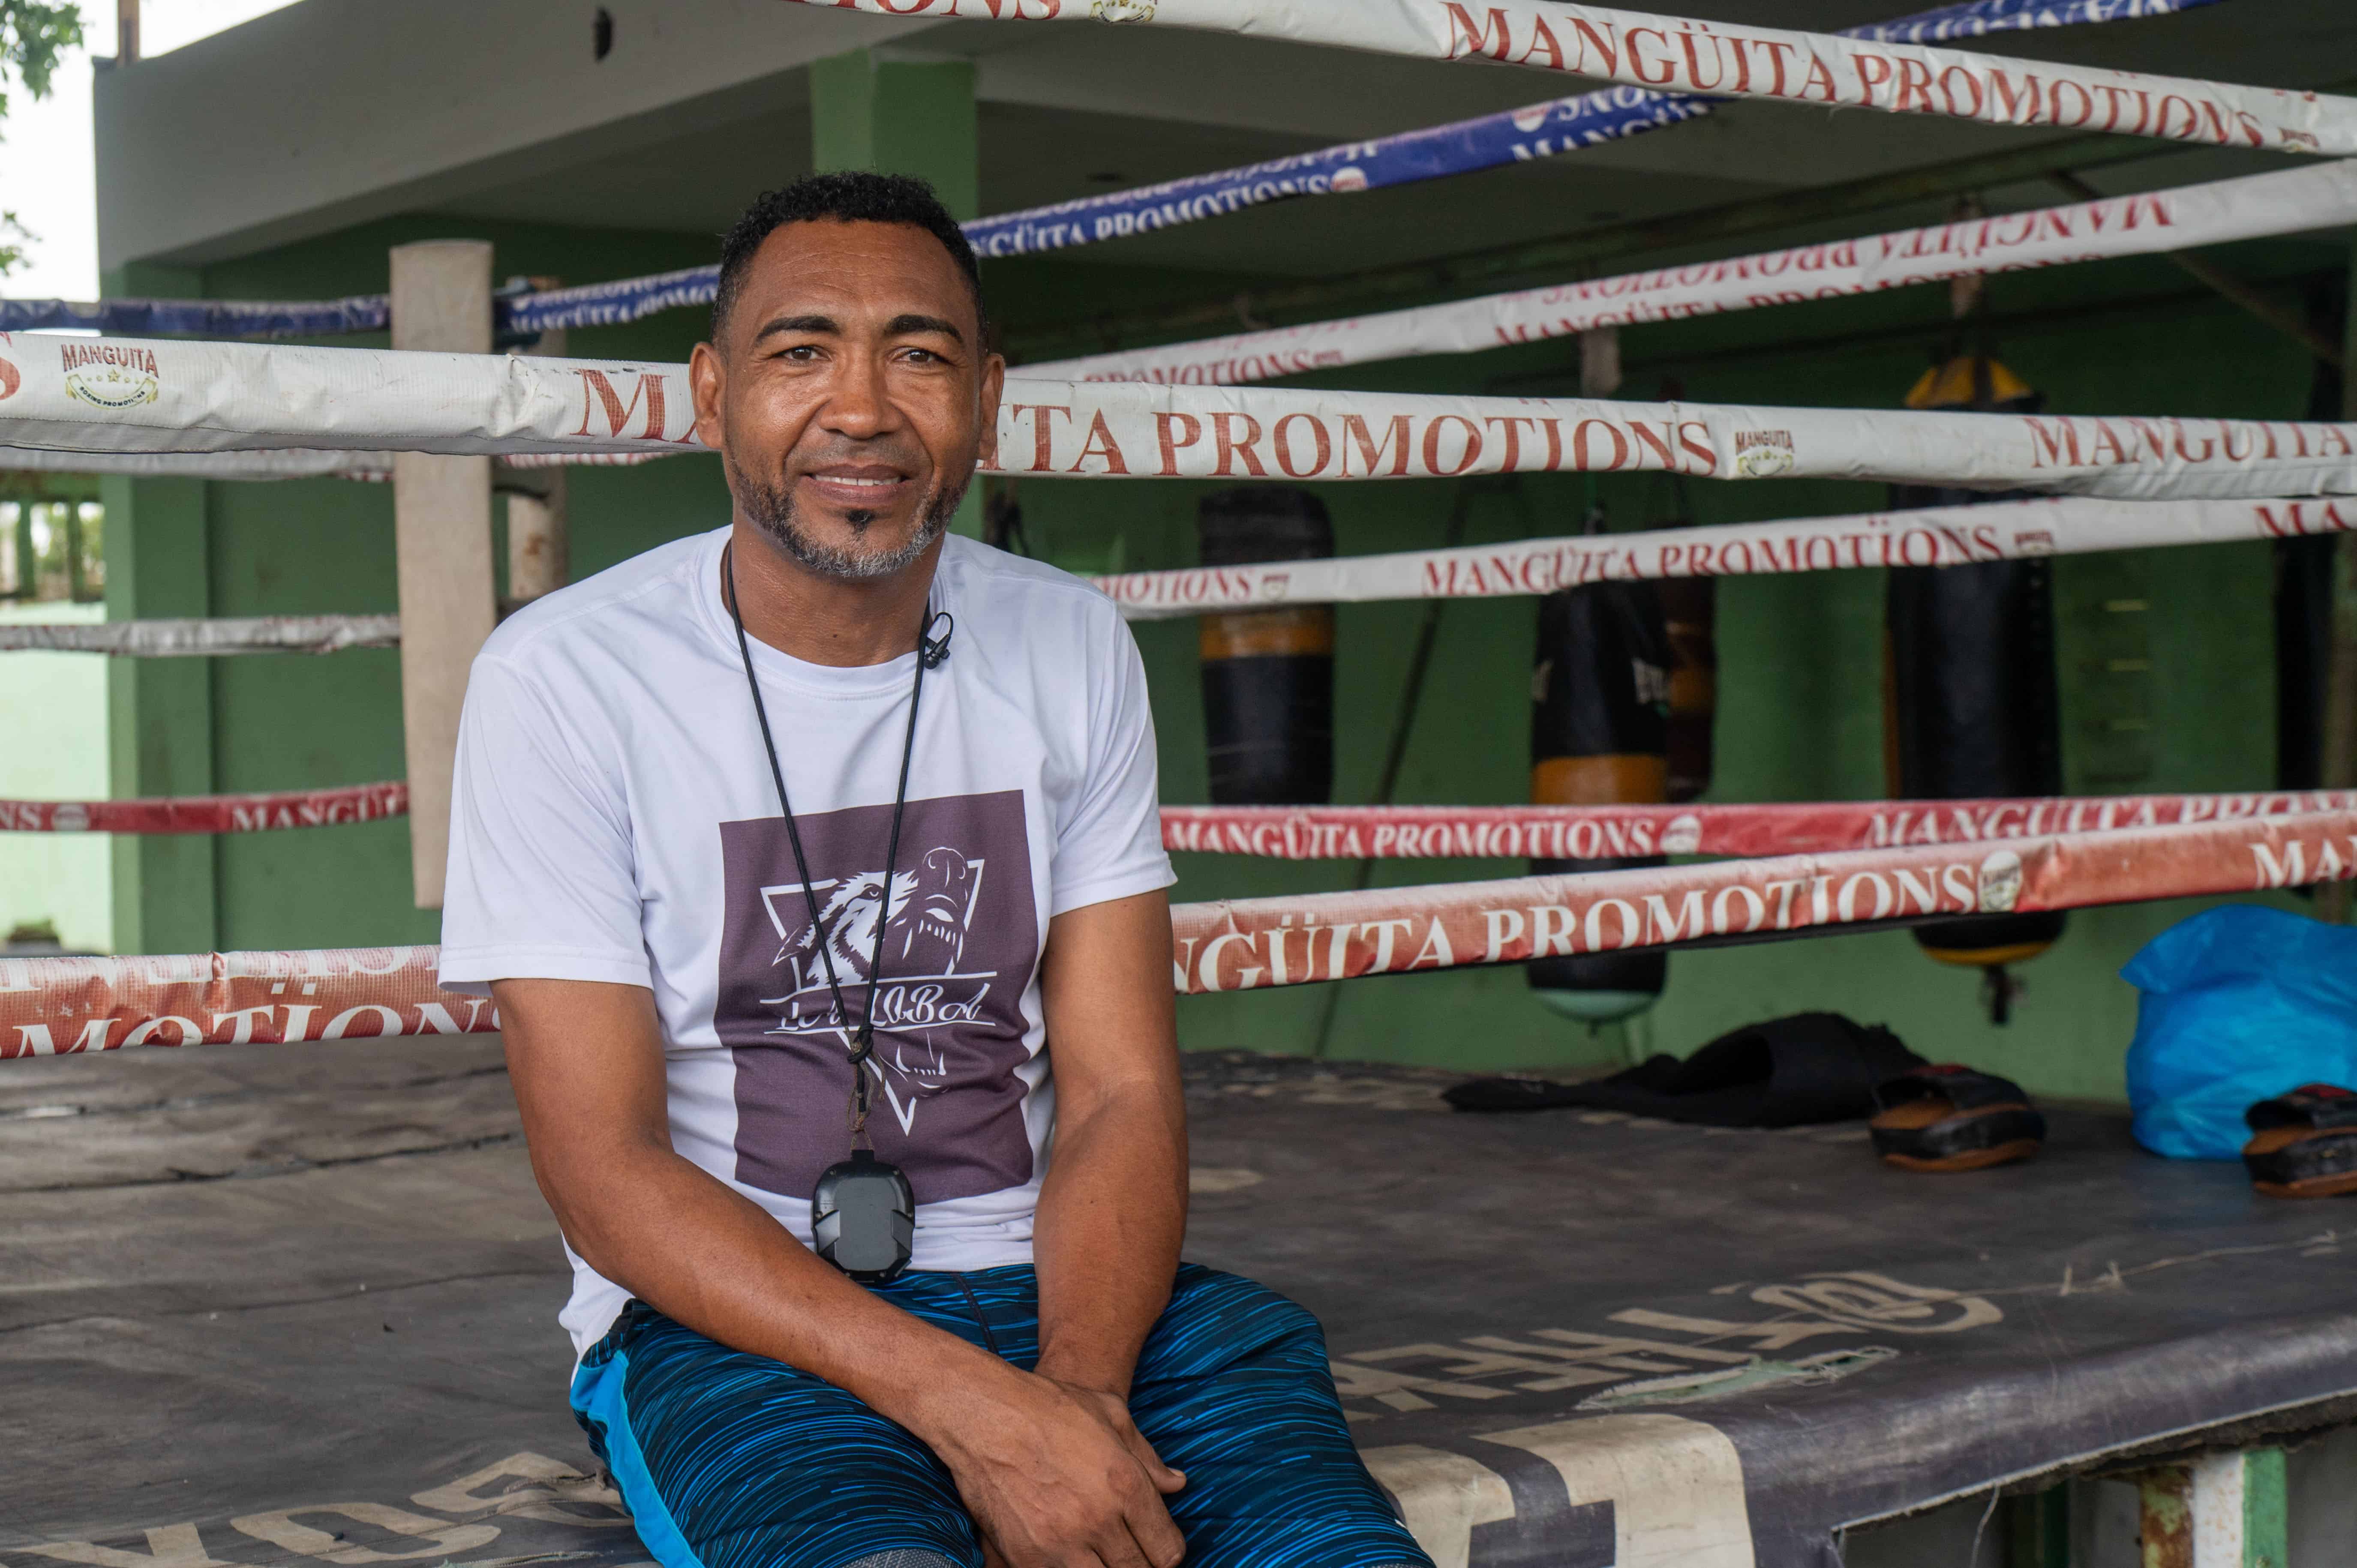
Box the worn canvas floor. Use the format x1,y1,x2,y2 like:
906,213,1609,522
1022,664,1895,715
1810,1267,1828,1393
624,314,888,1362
6,1038,2354,1568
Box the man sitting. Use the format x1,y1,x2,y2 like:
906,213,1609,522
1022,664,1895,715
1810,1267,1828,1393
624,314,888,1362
439,171,1432,1568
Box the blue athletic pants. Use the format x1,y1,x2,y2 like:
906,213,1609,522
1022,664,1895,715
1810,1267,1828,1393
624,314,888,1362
569,1262,1432,1568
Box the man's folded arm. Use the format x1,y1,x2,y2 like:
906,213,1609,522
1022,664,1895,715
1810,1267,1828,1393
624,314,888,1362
493,976,1008,1419
1030,888,1189,1398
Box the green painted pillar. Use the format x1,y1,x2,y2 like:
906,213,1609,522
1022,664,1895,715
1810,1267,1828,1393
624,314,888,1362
809,51,979,220
2237,1447,2288,1568
102,261,217,957
810,48,985,539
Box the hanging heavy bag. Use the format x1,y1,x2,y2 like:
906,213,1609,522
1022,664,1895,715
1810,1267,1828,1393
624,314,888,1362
1199,487,1335,805
1529,579,1675,1022
1886,355,2066,992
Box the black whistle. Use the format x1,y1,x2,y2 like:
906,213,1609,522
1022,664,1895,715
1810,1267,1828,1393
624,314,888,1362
811,1149,916,1282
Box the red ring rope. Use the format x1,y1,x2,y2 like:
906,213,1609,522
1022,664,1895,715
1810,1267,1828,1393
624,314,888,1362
6,808,2350,1055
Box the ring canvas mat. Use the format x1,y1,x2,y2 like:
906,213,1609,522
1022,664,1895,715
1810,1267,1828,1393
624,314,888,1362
6,1040,2353,1568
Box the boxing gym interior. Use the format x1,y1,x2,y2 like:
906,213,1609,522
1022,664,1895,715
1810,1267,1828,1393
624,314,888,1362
5,0,2357,1564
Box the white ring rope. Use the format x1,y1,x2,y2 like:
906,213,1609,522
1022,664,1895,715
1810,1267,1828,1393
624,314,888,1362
1029,160,2357,387
1096,494,2356,616
0,615,402,656
21,495,2345,656
787,0,2357,156
6,342,2357,499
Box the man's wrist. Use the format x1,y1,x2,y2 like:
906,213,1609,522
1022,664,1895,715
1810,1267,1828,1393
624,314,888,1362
1034,1348,1136,1400
895,1343,1051,1458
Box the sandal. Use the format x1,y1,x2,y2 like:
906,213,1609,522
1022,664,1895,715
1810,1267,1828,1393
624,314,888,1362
1869,1064,2045,1172
2243,1085,2357,1199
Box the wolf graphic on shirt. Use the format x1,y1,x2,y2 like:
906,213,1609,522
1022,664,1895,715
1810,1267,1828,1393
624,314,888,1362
758,842,991,1097
717,791,1039,1203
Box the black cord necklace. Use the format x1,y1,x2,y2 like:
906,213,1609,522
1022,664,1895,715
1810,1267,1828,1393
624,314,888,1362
723,539,952,1280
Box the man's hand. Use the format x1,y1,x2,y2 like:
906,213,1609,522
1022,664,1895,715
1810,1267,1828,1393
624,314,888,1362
937,1369,1185,1568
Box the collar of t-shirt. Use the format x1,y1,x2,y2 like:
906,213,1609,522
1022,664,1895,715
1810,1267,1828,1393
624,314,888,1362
691,528,940,701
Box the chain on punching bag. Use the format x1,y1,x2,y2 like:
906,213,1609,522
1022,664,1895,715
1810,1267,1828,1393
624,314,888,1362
2277,294,2345,796
1528,576,1675,1022
1659,575,1716,804
1887,355,2065,1021
1199,487,1336,805
1646,441,1717,806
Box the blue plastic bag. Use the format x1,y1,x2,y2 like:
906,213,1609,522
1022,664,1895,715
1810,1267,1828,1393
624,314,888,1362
2122,906,2357,1160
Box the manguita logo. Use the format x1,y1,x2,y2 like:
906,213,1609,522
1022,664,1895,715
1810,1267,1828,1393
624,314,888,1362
61,342,161,411
1733,429,1796,478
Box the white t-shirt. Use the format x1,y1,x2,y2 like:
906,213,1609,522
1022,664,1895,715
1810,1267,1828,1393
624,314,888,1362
438,527,1174,1355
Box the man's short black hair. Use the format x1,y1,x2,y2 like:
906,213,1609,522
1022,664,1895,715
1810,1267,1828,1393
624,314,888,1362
712,171,986,342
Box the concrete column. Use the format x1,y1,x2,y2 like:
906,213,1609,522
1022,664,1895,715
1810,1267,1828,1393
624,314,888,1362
102,261,213,957
810,48,985,539
504,481,568,604
390,240,496,910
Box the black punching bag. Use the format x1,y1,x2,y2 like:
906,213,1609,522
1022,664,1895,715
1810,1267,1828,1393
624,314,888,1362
1199,487,1335,805
1528,581,1674,1022
1887,356,2066,989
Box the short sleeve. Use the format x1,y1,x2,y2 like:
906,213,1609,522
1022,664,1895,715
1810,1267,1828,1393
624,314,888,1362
1048,612,1175,917
438,653,651,995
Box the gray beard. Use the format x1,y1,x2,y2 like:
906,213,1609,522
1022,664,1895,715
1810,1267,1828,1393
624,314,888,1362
734,461,965,581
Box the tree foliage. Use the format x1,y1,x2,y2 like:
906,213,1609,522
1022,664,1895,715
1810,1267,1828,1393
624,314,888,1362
0,2,81,275
0,1,81,120
0,209,32,274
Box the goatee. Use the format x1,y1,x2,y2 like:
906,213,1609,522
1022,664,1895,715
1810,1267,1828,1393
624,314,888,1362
733,462,965,581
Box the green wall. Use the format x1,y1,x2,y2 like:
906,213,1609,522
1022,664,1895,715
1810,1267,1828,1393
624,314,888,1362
106,197,2340,1103
1,601,112,951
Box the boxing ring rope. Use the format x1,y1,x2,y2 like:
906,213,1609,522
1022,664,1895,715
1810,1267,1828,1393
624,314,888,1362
5,807,2348,1054
6,354,2345,865
15,146,2352,483
0,446,666,481
1159,794,2357,859
507,0,2199,316
1027,161,2357,386
0,446,395,480
0,292,393,340
4,490,2340,672
7,342,2357,498
0,614,402,657
0,783,409,835
787,0,2357,155
7,493,2345,656
1097,494,2357,614
0,0,2220,339
3,783,2345,847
